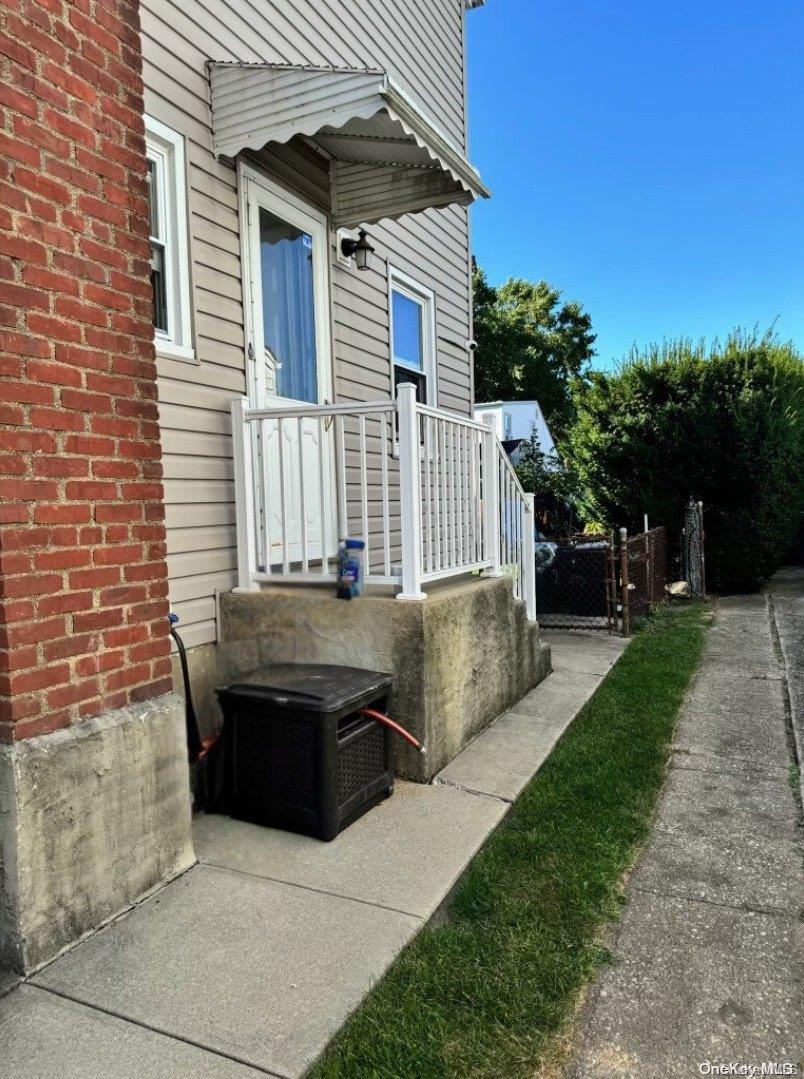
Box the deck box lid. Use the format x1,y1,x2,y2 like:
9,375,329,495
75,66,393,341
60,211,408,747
217,663,392,715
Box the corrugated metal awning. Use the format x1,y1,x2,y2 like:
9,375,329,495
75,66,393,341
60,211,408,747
208,63,490,227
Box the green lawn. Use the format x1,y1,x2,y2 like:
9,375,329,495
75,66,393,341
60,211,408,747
312,603,708,1079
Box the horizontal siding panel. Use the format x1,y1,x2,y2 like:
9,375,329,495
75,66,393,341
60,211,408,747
167,525,236,555
165,502,236,530
169,568,238,605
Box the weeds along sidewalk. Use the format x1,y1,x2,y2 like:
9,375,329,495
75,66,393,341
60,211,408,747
312,604,707,1079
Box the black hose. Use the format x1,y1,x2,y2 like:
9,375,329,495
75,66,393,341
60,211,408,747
170,625,202,762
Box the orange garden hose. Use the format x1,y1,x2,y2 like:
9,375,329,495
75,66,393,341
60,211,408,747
360,707,425,753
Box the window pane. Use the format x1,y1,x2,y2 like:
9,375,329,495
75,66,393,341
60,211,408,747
394,364,426,403
392,289,423,369
259,207,317,404
146,158,159,239
151,241,168,332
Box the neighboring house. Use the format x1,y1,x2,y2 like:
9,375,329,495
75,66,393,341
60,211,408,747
475,400,558,466
0,0,550,977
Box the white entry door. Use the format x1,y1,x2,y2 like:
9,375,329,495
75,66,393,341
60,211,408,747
240,164,336,571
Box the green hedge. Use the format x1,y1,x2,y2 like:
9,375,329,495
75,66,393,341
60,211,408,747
567,332,804,592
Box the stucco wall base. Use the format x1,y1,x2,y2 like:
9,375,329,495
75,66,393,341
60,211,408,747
0,695,195,976
219,577,552,782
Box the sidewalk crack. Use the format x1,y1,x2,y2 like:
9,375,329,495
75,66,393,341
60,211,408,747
629,883,795,920
27,983,285,1077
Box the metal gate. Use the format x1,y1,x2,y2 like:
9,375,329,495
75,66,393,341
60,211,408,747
535,533,619,632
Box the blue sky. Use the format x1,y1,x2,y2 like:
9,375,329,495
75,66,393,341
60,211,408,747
466,1,804,370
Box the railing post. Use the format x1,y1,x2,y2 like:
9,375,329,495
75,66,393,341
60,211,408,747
522,492,537,621
619,526,630,637
231,396,260,592
396,382,426,601
482,424,502,577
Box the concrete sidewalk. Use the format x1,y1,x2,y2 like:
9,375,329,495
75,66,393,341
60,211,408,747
0,628,626,1079
571,572,804,1079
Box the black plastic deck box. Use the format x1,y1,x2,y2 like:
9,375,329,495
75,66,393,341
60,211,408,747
215,663,394,841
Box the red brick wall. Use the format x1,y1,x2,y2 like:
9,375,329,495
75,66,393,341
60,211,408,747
0,0,172,743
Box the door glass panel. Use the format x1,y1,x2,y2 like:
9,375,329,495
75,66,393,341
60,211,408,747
391,289,423,369
259,207,317,403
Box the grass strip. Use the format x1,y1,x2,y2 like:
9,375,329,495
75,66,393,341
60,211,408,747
312,603,708,1079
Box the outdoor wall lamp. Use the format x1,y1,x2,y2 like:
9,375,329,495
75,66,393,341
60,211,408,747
340,229,375,271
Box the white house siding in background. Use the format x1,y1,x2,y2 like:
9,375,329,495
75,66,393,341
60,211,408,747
474,401,558,462
140,0,474,650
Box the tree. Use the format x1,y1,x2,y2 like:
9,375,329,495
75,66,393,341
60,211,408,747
472,264,596,433
566,330,804,592
513,436,584,535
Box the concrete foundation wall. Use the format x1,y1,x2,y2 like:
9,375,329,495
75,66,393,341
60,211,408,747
0,695,195,975
219,577,551,781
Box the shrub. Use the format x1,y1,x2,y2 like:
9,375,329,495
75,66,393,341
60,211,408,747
566,331,804,592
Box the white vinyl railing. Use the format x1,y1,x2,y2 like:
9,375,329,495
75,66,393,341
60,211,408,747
495,440,537,618
231,382,537,619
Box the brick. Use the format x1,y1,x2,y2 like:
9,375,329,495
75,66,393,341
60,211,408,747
0,527,49,551
34,548,91,571
75,649,124,677
29,406,86,430
0,663,70,696
73,607,123,632
38,590,93,615
47,677,99,708
6,710,71,742
93,542,142,565
33,456,89,478
65,434,115,456
33,503,91,524
68,565,119,589
0,572,62,599
0,427,56,453
0,378,54,405
43,633,97,661
95,500,140,521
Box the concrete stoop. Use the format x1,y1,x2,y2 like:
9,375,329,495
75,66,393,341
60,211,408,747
192,575,552,781
0,629,626,1079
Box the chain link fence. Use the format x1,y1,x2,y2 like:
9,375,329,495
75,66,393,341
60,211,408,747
623,526,668,622
533,505,703,636
535,533,618,632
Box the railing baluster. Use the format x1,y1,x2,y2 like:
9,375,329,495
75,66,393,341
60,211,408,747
317,413,327,574
425,415,434,573
438,419,446,570
297,415,308,574
463,428,471,561
456,425,463,566
473,432,481,562
260,417,271,574
336,413,347,540
380,411,391,577
449,424,457,568
359,412,369,566
277,416,289,574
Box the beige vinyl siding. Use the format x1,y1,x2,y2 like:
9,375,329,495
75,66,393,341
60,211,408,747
142,0,473,647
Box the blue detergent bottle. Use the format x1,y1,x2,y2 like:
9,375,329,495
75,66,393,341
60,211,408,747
336,538,365,599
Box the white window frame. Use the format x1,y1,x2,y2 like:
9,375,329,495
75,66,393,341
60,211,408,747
144,115,195,364
388,265,437,407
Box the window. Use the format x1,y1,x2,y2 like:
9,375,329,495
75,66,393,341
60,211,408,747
144,116,194,362
389,267,436,405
